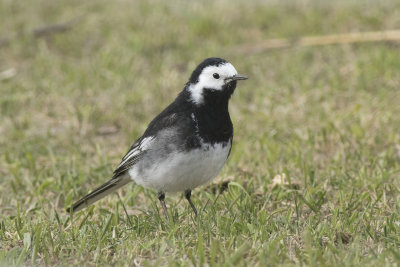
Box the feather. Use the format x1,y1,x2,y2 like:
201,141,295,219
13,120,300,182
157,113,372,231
66,175,131,213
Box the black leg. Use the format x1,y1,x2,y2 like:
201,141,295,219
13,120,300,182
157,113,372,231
185,189,197,217
157,191,169,220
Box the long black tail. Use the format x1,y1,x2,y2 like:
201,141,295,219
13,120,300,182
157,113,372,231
67,176,131,213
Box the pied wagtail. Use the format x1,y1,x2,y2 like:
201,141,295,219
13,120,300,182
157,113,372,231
67,57,248,218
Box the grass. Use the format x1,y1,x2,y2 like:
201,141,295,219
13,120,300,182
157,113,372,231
1,0,400,265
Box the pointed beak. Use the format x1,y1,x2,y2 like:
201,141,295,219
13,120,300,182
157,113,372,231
225,74,248,83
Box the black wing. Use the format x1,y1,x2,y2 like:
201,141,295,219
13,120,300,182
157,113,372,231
113,90,194,177
112,112,183,178
112,137,146,178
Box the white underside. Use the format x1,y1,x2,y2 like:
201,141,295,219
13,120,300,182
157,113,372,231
128,141,231,192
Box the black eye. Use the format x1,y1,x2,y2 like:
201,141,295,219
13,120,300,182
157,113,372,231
213,73,220,79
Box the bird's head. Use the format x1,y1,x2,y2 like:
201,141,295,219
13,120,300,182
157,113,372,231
186,58,247,105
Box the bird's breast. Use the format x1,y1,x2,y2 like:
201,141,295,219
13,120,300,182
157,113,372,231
129,139,232,192
194,111,233,144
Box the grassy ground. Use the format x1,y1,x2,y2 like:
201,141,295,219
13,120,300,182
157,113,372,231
1,0,400,265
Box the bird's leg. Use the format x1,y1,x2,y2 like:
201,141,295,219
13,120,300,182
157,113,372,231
157,191,169,220
184,189,198,217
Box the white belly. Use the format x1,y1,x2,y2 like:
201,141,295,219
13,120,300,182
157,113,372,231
128,141,231,192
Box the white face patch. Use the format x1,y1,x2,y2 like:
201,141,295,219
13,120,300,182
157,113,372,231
187,63,238,105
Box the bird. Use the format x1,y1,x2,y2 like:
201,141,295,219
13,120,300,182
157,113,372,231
67,57,248,219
